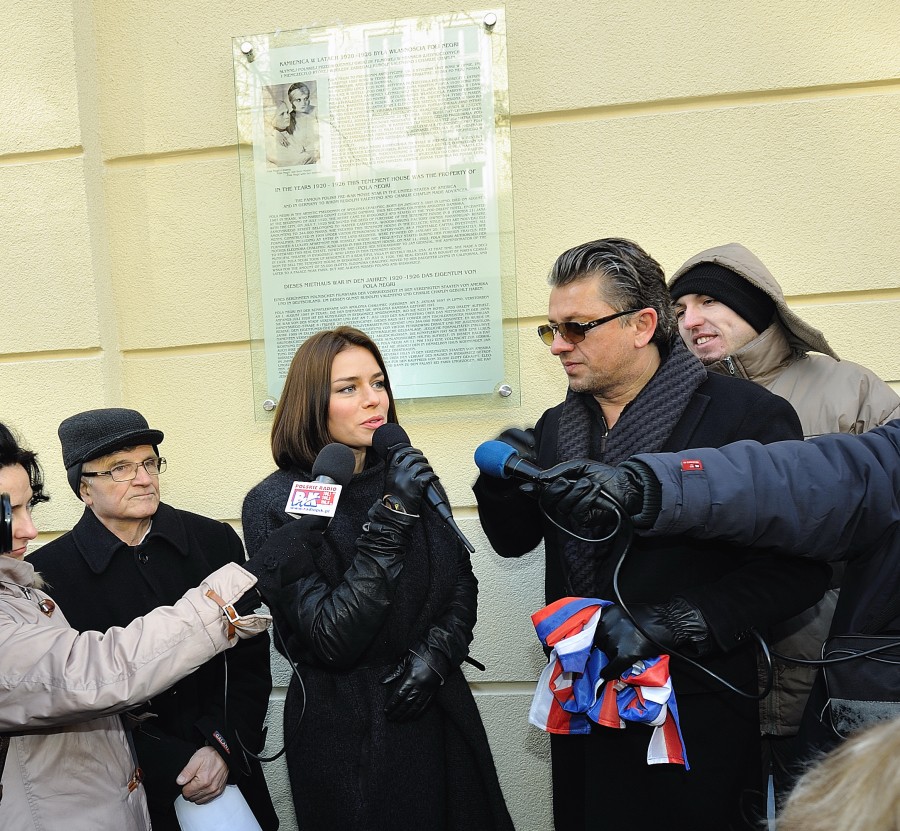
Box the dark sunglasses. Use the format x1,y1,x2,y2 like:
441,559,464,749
537,309,642,346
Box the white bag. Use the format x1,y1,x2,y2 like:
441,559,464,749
174,785,263,831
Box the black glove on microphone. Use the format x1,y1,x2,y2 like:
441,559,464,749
480,427,538,497
595,599,713,680
232,586,264,617
383,446,435,515
538,459,662,528
497,426,537,461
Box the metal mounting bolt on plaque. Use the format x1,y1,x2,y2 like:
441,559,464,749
240,42,255,61
497,384,512,398
262,398,277,412
483,12,497,31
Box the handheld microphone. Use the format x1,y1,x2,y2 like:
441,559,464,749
312,442,357,486
474,440,543,483
285,443,357,531
245,444,356,610
372,423,475,553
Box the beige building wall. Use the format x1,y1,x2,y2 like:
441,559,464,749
3,2,898,829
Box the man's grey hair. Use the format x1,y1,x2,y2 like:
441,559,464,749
547,237,677,348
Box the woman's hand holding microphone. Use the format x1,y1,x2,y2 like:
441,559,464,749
381,445,435,515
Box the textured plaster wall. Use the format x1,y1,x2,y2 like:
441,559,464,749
2,2,898,829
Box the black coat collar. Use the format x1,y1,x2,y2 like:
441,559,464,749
71,502,190,574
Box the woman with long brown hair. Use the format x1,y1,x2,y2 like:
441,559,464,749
242,326,513,831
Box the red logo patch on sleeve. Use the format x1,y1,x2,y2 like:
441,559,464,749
681,460,703,471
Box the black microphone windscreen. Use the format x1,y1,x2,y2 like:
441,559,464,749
372,423,410,460
311,443,357,486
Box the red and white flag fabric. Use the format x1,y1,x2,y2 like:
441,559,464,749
529,596,689,768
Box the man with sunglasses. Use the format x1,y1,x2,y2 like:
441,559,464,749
473,238,829,830
30,408,278,831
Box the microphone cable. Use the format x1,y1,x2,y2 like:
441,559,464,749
771,641,900,667
538,487,774,700
228,611,308,765
541,484,900,695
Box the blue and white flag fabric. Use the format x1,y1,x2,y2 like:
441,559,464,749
529,596,689,768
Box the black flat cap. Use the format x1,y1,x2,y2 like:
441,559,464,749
59,408,164,469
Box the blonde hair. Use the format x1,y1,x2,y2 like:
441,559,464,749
778,717,900,830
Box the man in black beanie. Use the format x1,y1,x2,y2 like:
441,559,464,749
669,244,898,438
29,408,279,831
669,244,900,807
670,259,776,355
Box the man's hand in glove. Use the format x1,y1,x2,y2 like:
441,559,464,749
496,427,537,463
538,459,662,528
595,598,712,680
384,446,436,515
479,427,538,499
381,649,447,722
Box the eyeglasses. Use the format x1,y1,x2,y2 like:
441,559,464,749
537,309,643,346
82,457,167,482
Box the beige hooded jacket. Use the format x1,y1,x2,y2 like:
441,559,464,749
0,557,266,831
670,243,900,737
671,242,899,439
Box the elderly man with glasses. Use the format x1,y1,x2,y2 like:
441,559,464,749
473,238,830,830
29,408,278,831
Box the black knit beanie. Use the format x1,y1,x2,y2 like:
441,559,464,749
670,262,775,334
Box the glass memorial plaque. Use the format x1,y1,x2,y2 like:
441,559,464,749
233,10,518,418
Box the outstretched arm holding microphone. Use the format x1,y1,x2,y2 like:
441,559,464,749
495,419,900,558
493,420,900,761
474,438,662,529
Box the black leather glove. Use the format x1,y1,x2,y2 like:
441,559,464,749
595,600,712,680
496,426,536,461
538,459,662,528
383,446,435,515
381,648,448,722
361,500,418,552
477,427,538,498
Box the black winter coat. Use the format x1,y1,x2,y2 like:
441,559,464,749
476,373,829,688
30,504,278,831
243,457,514,831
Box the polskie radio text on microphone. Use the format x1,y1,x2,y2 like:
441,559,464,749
284,443,356,530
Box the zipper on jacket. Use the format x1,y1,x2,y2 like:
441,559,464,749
599,414,609,455
722,356,737,376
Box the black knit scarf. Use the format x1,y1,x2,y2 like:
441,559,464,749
556,337,707,595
